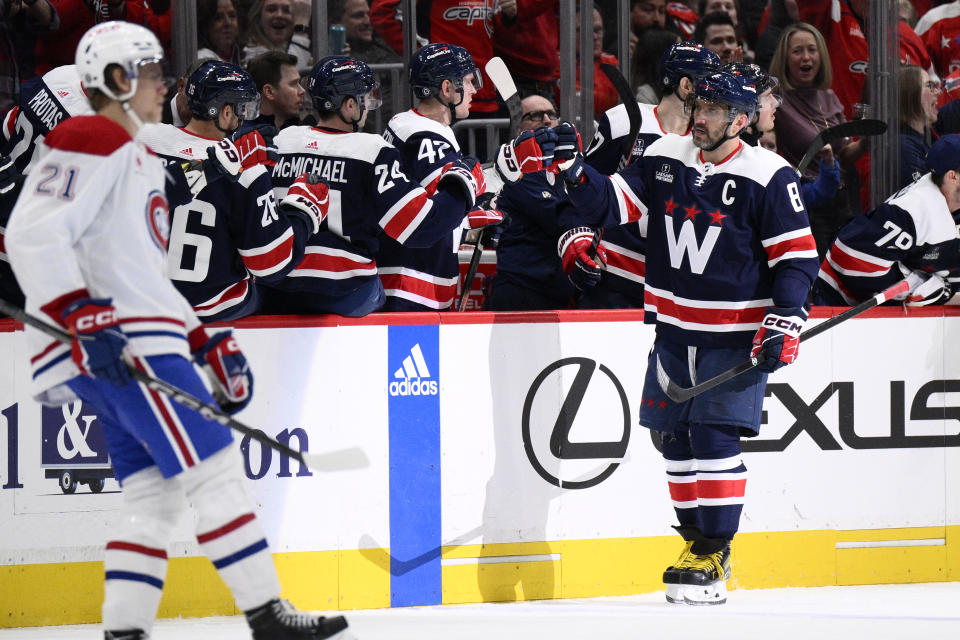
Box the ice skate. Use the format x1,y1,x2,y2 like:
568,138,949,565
104,631,147,640
245,598,353,640
671,543,731,605
662,525,700,603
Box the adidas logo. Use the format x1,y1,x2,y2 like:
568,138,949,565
389,343,438,397
180,147,194,157
306,140,318,150
57,90,70,97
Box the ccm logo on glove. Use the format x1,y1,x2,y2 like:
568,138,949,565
74,308,119,331
762,316,803,335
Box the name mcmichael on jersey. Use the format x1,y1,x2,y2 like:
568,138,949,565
272,155,348,182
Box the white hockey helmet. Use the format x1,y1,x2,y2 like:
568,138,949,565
75,21,164,102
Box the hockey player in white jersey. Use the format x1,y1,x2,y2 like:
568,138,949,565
5,22,350,640
506,71,818,604
577,42,720,309
137,60,329,322
263,56,498,316
378,43,502,311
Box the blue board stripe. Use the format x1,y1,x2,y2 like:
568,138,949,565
387,324,442,607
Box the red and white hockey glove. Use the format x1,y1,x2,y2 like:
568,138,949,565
61,297,131,386
437,157,486,208
558,227,607,291
750,306,806,373
206,138,243,181
232,125,279,170
189,328,253,413
496,127,558,183
462,207,507,245
906,271,953,306
281,172,329,234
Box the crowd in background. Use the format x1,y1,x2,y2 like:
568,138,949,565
2,0,960,314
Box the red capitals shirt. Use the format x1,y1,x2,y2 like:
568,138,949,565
799,0,931,120
915,2,960,76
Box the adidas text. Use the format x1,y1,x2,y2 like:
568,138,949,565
389,378,438,397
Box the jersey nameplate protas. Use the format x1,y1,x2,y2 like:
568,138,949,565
24,83,70,133
272,154,348,183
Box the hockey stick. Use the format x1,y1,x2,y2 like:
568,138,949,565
599,63,642,167
485,57,523,134
795,118,887,176
655,274,923,403
0,299,368,472
457,238,485,312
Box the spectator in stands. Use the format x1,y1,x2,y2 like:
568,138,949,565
493,0,559,102
0,0,58,114
630,0,667,56
242,0,311,73
937,93,960,134
694,11,742,64
914,0,960,78
900,0,919,28
330,0,402,131
631,27,681,104
769,22,856,259
699,0,754,61
486,94,572,311
34,0,168,75
899,65,941,188
758,128,777,152
244,50,304,129
579,5,620,116
197,0,242,64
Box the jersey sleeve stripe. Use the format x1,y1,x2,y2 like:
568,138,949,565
379,268,458,308
602,241,646,282
0,226,7,262
290,246,377,279
420,164,446,194
380,190,433,244
764,230,818,266
237,164,267,188
2,106,16,140
610,173,647,224
238,228,295,277
828,239,893,275
818,260,858,305
194,278,251,316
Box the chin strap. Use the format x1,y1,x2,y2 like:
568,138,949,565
337,106,364,132
121,101,143,133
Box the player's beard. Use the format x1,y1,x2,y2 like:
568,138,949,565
692,120,727,150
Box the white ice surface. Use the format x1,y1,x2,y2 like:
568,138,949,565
3,583,960,640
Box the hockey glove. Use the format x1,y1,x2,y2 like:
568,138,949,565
553,121,586,185
232,125,279,170
0,154,20,194
206,138,243,182
750,306,807,373
462,207,507,245
558,227,607,291
189,328,253,413
436,158,485,208
61,298,131,387
281,172,329,234
906,271,953,306
496,127,558,183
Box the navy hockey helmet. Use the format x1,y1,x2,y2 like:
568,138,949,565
660,42,721,89
186,60,260,121
693,71,758,122
409,43,482,100
307,56,382,113
722,62,780,101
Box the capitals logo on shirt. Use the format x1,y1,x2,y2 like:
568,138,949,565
145,189,170,251
389,342,438,396
442,0,495,37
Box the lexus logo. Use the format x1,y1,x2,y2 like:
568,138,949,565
521,357,630,489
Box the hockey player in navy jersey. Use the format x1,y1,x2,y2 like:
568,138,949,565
485,94,574,310
378,42,503,311
578,42,721,309
813,135,960,307
263,56,498,316
0,64,93,310
5,22,350,640
508,71,819,604
137,61,329,322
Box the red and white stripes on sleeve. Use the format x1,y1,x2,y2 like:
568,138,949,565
238,228,295,277
761,228,818,267
610,173,648,225
379,188,433,244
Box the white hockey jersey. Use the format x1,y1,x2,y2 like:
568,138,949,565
6,115,201,403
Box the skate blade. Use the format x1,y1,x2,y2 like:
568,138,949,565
667,582,727,606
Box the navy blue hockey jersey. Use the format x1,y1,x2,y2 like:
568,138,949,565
583,103,691,303
816,174,960,304
379,109,464,310
137,124,309,322
565,134,819,347
0,65,91,306
267,125,469,299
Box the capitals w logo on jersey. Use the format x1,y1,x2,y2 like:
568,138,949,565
663,198,726,274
